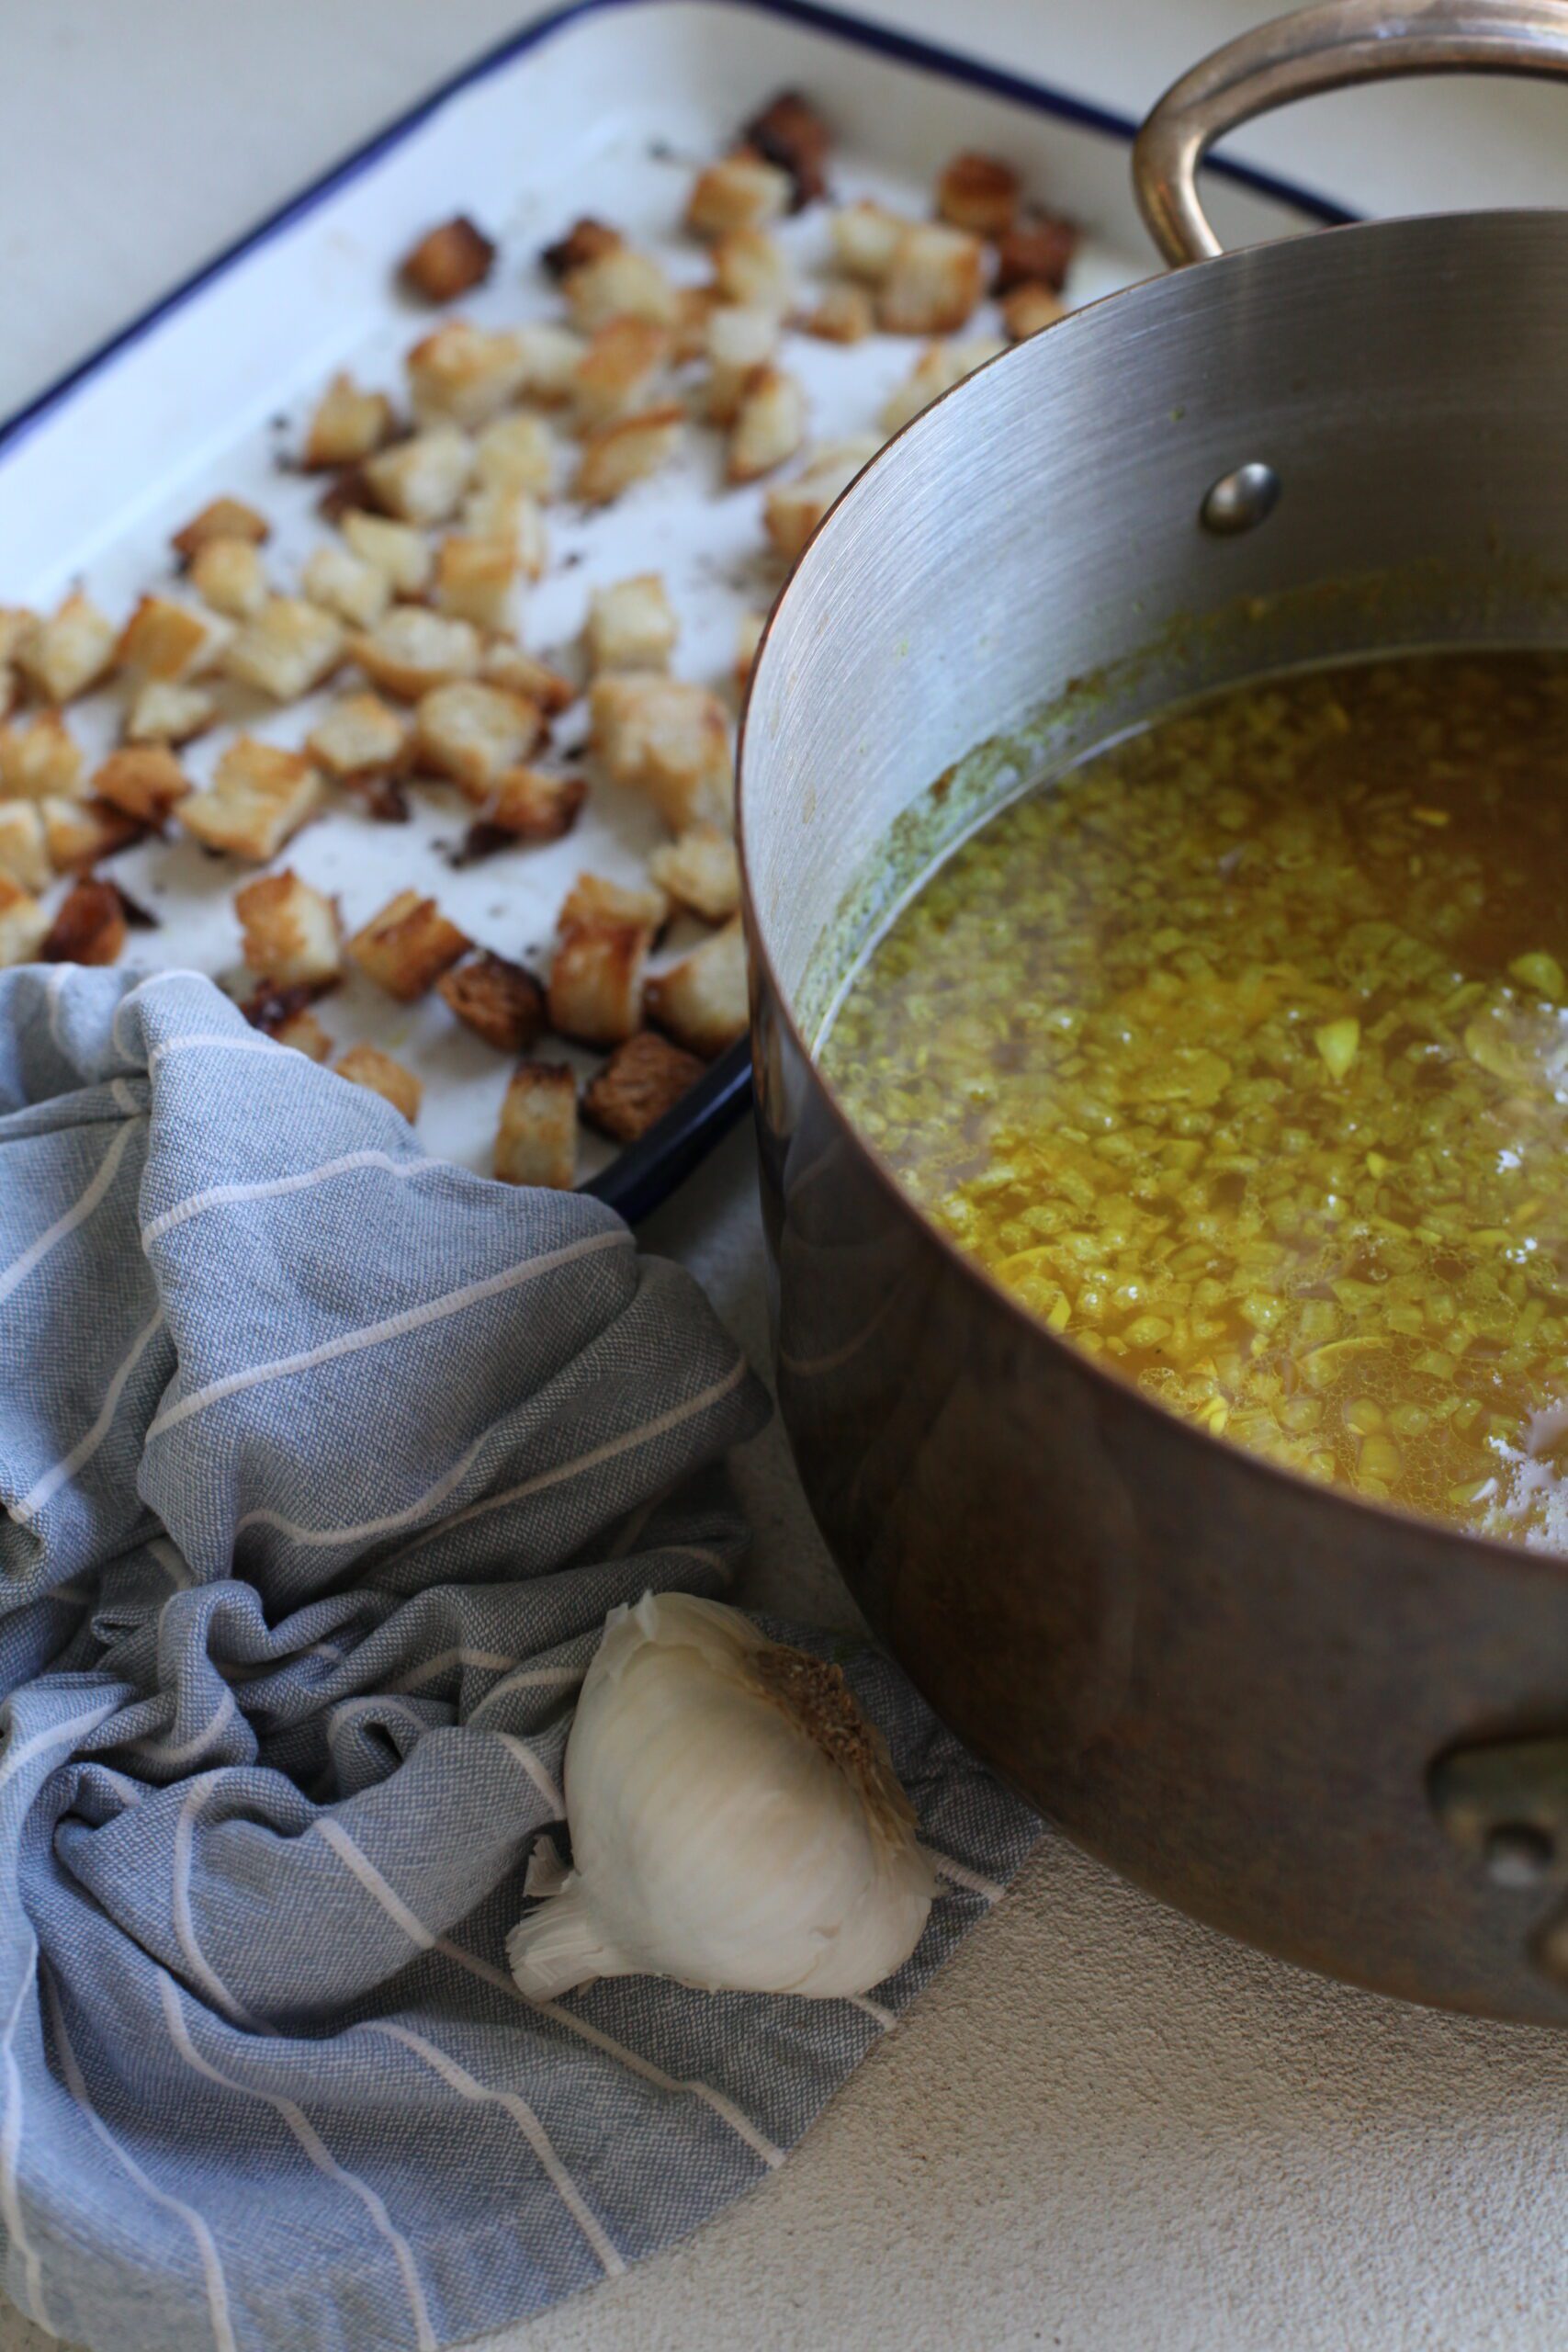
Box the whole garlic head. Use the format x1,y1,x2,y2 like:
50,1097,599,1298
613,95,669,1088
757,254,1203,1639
505,1592,936,2001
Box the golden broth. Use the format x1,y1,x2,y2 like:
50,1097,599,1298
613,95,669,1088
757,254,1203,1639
822,651,1568,1547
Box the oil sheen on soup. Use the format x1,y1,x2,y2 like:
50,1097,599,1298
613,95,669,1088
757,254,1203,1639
822,652,1568,1547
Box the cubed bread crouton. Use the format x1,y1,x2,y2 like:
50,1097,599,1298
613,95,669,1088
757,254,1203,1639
800,283,874,343
240,977,326,1042
189,535,269,620
474,411,556,497
573,405,685,506
17,593,117,704
223,597,344,702
347,888,469,1000
562,246,679,333
334,1043,423,1122
587,574,677,674
431,534,521,634
124,680,216,746
0,803,50,893
171,496,270,560
39,878,126,967
481,767,586,842
302,543,392,628
416,679,543,787
512,322,587,407
407,320,529,429
178,739,322,860
400,214,496,302
712,227,791,312
495,1059,577,1188
436,950,546,1053
573,317,671,431
364,425,474,526
703,303,779,424
590,674,732,831
878,222,984,334
341,510,433,597
685,152,791,239
0,610,37,718
583,1029,706,1142
276,1004,333,1061
117,594,231,684
480,641,576,713
733,609,766,697
879,337,1004,436
728,364,807,481
743,91,830,209
457,486,549,578
542,217,623,279
559,871,669,933
92,744,190,824
762,437,878,561
301,372,397,469
307,691,413,789
830,199,907,282
0,711,84,800
671,284,718,364
937,151,1021,238
1001,281,1066,340
645,915,749,1057
350,607,480,700
233,868,341,987
995,211,1079,294
548,918,651,1046
649,821,741,922
41,797,143,873
0,875,48,967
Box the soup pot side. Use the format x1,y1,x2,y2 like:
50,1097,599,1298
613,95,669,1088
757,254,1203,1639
739,0,1568,2025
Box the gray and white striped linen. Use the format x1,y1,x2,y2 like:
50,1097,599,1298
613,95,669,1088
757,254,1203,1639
0,964,1038,2352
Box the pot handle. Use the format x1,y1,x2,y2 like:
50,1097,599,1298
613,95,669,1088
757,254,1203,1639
1134,0,1568,268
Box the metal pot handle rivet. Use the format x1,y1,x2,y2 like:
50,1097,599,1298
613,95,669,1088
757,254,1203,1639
1134,0,1568,269
1431,1736,1568,1982
1200,459,1282,534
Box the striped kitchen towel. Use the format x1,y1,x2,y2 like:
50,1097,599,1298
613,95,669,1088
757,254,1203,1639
0,964,1039,2352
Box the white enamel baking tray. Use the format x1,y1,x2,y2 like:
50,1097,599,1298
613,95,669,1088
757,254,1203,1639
0,0,1348,1216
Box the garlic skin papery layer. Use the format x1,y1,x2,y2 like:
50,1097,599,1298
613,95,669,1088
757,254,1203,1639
505,1592,937,2000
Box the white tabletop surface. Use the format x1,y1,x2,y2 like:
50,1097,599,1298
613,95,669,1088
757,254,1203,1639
9,6,1568,2348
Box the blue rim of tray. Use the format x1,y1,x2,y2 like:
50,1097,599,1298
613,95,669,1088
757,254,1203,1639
0,0,1356,1227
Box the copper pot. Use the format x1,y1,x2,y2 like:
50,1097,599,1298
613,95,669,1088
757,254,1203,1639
739,0,1568,2023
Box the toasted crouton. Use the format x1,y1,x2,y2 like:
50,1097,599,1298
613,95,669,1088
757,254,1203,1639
341,510,433,597
671,285,718,364
400,215,496,302
436,951,547,1053
513,322,588,407
1002,281,1067,340
233,869,341,988
830,199,906,282
743,91,830,209
0,803,50,892
474,411,556,497
937,151,1021,238
41,797,143,873
407,321,529,430
124,681,217,747
542,217,623,279
548,918,650,1045
762,438,877,561
117,594,231,684
307,691,413,792
480,642,576,713
189,536,269,620
573,405,684,506
92,745,190,824
0,875,48,967
347,888,469,1000
495,1060,576,1188
17,594,117,704
0,610,37,718
179,739,322,861
335,1043,423,1122
878,222,984,334
573,317,671,432
649,822,741,922
583,1029,705,1142
416,680,543,787
800,283,874,344
302,543,392,629
685,152,791,239
481,766,586,842
879,338,1004,437
703,304,779,424
302,372,397,469
223,597,344,702
364,426,474,526
562,246,679,333
431,534,521,634
733,609,766,697
276,1004,333,1061
457,485,549,577
0,712,84,801
728,364,807,482
589,674,731,831
645,915,748,1057
587,574,677,675
39,878,126,967
171,496,270,560
559,871,669,933
995,212,1079,294
350,607,481,701
712,227,791,313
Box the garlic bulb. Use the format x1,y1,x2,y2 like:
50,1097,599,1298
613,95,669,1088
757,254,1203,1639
505,1592,936,2000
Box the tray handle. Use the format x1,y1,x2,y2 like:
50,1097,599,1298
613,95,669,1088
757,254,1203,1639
1134,0,1568,268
